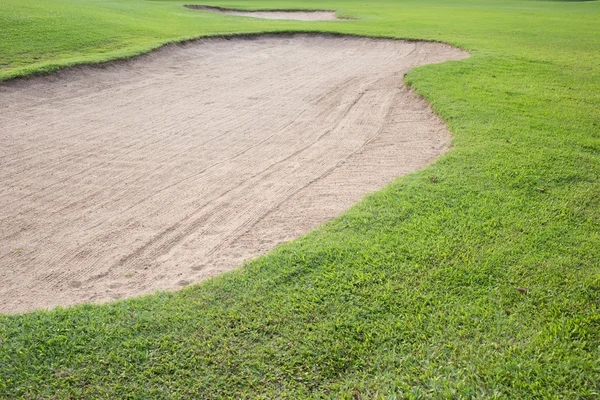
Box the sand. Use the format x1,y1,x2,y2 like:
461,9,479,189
0,34,468,313
184,5,340,20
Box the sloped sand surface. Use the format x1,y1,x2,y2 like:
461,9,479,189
0,34,467,313
185,5,340,20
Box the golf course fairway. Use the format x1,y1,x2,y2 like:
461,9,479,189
0,0,598,397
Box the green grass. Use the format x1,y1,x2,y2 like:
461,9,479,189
1,0,599,397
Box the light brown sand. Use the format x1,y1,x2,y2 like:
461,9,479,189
184,5,340,20
0,34,467,313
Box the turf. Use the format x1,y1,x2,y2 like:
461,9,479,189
1,0,599,398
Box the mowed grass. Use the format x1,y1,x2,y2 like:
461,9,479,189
1,0,599,397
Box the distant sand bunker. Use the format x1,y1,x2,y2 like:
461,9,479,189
0,34,468,313
185,5,340,20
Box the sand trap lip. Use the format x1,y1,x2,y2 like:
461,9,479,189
184,5,341,20
0,34,468,314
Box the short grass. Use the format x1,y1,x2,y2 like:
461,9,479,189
1,0,599,398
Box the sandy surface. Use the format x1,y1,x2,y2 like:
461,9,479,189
0,34,467,313
184,5,340,20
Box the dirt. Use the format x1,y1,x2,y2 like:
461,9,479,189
0,34,468,313
184,5,340,20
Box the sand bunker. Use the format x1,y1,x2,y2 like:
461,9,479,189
185,5,340,20
0,34,467,313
